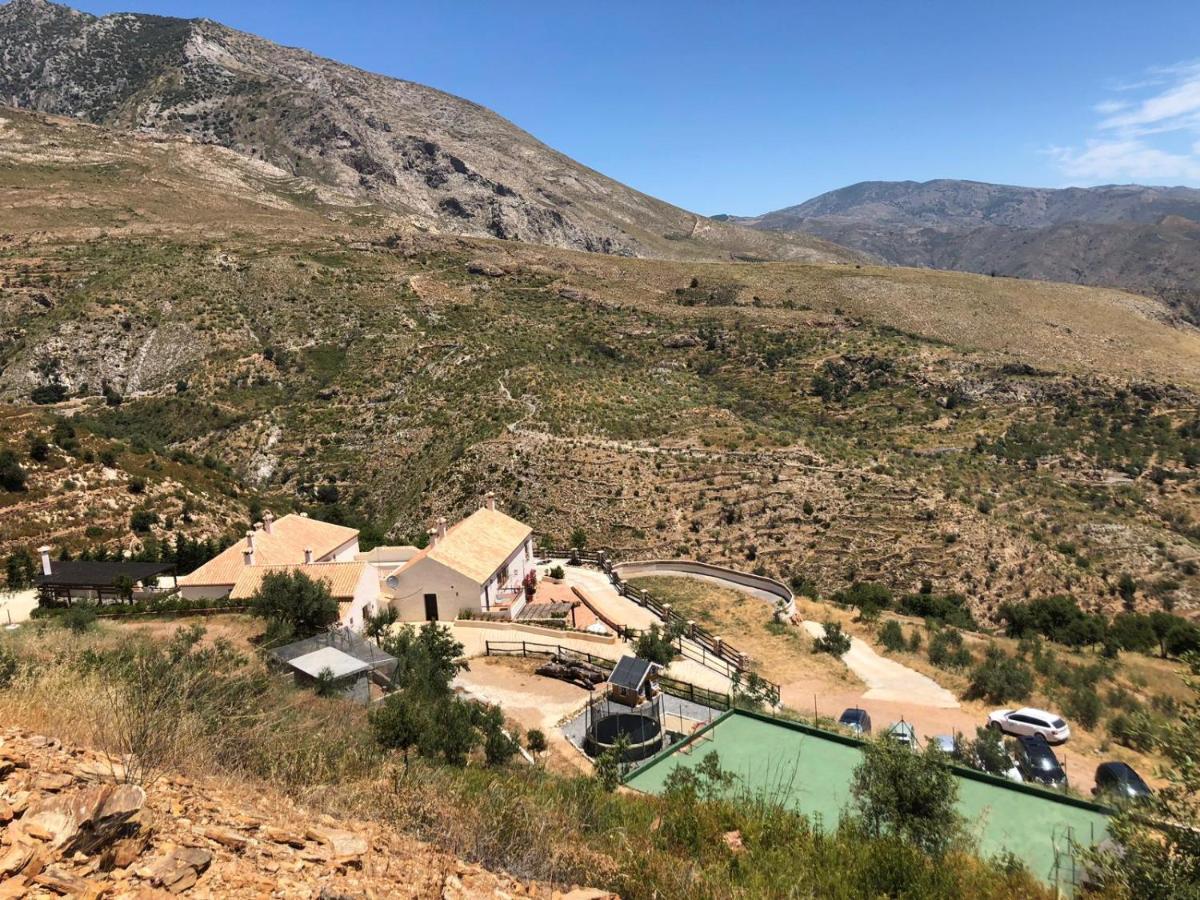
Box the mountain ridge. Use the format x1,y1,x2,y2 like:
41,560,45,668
731,179,1200,322
0,0,857,265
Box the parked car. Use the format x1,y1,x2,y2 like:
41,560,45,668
987,707,1070,744
1092,762,1152,802
838,707,872,735
886,721,917,747
1013,734,1068,789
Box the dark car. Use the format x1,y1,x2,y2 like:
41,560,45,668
1014,734,1068,789
1092,762,1152,801
838,708,872,735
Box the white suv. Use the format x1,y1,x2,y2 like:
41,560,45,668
987,707,1070,744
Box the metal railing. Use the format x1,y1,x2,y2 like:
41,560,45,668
541,546,779,696
484,640,731,709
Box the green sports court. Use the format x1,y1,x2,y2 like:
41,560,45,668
624,709,1110,888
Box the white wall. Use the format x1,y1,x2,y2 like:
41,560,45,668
338,565,380,631
326,537,361,563
179,584,232,602
386,557,482,622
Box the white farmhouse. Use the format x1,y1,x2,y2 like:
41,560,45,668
384,493,535,622
177,512,360,600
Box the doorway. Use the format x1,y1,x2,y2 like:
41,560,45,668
423,593,439,621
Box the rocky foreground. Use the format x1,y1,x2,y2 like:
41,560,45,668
0,728,612,898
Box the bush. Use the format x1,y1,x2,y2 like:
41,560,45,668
569,527,587,549
129,509,158,533
999,595,1105,648
927,628,972,669
965,646,1033,704
897,593,977,630
878,620,906,653
249,570,339,640
526,729,547,754
28,437,50,462
548,564,565,580
832,582,893,619
634,624,678,666
0,449,27,493
851,737,963,857
5,550,37,590
30,384,68,405
1063,685,1102,730
59,606,98,633
1106,710,1161,753
0,644,18,688
813,621,852,656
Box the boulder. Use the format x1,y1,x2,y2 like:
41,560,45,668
23,783,145,854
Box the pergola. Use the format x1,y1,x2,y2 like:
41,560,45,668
35,561,178,606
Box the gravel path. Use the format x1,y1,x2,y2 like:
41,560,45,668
800,620,959,708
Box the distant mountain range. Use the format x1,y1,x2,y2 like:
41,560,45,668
0,0,855,264
723,180,1200,322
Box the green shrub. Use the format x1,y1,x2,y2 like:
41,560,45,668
58,606,98,634
927,628,972,669
878,620,906,653
833,582,893,619
1063,685,1102,730
634,624,678,666
813,621,852,657
30,384,67,405
965,646,1033,703
897,593,977,630
249,569,339,641
526,729,547,754
129,509,158,533
0,449,27,493
1106,710,1161,753
851,737,963,858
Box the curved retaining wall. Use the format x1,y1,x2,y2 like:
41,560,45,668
613,559,796,618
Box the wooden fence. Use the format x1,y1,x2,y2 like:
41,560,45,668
483,640,731,709
543,547,779,697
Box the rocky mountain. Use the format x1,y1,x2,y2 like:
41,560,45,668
0,0,855,264
730,180,1200,321
2,107,1198,621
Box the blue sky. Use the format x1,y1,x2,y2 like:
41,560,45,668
69,0,1200,215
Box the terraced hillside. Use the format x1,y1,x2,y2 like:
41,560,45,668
1,108,1198,623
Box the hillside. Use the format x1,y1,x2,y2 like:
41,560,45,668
731,179,1200,322
0,725,580,898
0,0,856,265
1,107,1198,625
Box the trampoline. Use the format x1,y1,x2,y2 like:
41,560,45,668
583,691,667,762
586,712,664,761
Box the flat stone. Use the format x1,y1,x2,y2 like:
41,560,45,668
203,826,248,851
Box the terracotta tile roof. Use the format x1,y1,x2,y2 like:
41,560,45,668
178,514,359,587
228,562,371,601
389,507,531,585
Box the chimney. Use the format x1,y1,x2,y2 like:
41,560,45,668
243,530,256,566
485,491,496,511
262,511,274,534
299,511,309,518
304,547,314,565
436,516,447,541
38,546,52,577
253,521,263,531
427,527,438,548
